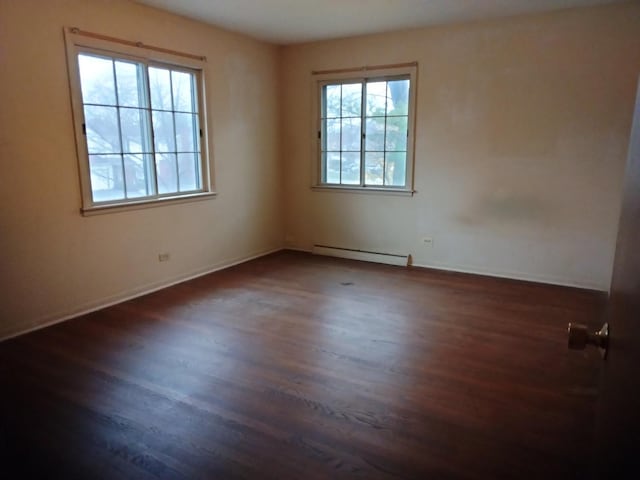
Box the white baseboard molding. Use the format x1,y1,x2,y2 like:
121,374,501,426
0,247,284,342
283,246,312,253
312,244,410,267
411,261,607,292
281,245,607,291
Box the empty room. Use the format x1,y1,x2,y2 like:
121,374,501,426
1,0,640,478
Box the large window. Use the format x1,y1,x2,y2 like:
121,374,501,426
65,29,212,213
315,65,416,192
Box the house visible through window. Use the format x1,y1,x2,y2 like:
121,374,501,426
65,29,212,213
316,65,416,192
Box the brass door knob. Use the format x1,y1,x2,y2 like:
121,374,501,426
567,322,609,357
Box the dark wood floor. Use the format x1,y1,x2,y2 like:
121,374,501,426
0,251,605,479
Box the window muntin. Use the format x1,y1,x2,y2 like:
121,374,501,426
65,30,212,213
77,51,203,204
318,72,414,190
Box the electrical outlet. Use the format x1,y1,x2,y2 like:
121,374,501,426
158,253,170,262
422,237,434,247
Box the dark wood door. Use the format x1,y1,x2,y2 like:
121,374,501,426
592,79,640,478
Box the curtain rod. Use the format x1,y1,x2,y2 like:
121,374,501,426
67,27,207,62
312,61,417,76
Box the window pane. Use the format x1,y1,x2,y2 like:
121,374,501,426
84,105,120,154
119,108,148,153
365,117,385,151
387,79,410,116
74,44,210,209
366,81,387,116
152,111,176,152
172,71,195,112
324,118,341,151
175,113,197,152
341,152,360,184
115,61,143,108
386,116,408,151
156,153,178,194
193,114,201,152
341,83,362,117
89,154,124,201
325,152,341,184
341,117,361,151
323,84,341,118
124,154,151,198
318,74,412,190
149,67,172,110
385,152,406,187
365,153,384,186
78,54,116,106
178,152,199,192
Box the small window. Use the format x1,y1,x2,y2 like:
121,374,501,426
65,29,213,213
315,65,417,193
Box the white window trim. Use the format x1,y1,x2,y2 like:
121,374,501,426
64,28,215,215
310,64,418,195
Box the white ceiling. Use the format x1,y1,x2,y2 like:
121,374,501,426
136,0,626,45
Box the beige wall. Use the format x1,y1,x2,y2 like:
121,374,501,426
280,2,640,290
0,0,283,338
2,1,639,339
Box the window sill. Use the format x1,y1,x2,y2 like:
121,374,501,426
311,185,415,196
81,191,217,216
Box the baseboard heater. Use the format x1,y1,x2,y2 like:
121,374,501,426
312,244,411,267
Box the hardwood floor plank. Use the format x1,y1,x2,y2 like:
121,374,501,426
0,251,604,479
